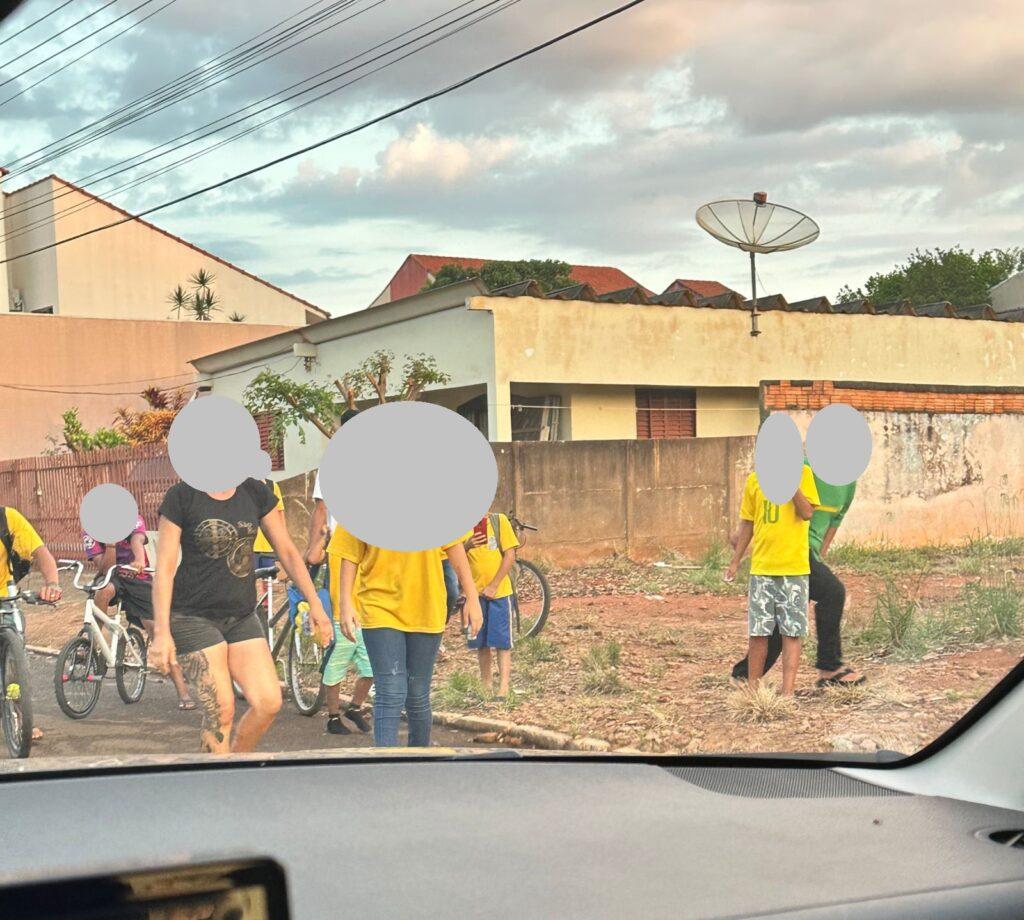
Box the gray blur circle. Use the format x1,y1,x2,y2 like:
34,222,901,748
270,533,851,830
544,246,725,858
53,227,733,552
318,401,497,551
806,403,872,486
80,484,139,544
168,395,271,492
754,412,804,505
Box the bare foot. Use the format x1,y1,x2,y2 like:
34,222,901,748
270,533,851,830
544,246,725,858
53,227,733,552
31,727,43,741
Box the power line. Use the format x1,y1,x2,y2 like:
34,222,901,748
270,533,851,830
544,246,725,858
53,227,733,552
0,0,510,245
2,0,368,171
2,0,333,170
0,0,78,49
0,0,649,269
0,0,123,77
0,0,178,110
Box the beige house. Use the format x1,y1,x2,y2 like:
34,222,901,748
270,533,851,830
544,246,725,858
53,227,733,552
0,172,329,326
192,279,1024,478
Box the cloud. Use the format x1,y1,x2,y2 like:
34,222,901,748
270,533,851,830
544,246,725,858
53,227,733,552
378,123,518,183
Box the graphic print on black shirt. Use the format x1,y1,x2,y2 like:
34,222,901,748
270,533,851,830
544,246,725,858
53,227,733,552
158,478,278,619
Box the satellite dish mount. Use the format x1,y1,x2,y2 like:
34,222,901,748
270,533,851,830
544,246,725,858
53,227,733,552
696,192,820,337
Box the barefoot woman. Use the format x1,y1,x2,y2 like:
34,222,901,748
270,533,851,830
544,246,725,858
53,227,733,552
151,477,332,754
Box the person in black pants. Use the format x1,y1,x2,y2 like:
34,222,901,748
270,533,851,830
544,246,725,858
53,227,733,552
732,465,864,687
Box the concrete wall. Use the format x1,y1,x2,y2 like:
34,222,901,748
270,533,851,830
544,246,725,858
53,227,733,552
2,178,320,325
0,315,296,459
787,409,1024,547
991,272,1024,313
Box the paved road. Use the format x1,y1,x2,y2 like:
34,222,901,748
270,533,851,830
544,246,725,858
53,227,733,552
17,651,479,761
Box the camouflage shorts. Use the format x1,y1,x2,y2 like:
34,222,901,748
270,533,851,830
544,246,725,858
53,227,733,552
748,575,809,638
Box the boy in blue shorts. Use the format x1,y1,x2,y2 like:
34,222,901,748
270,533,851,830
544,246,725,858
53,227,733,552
465,513,520,699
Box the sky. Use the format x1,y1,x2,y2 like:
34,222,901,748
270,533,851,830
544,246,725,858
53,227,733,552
2,0,1023,315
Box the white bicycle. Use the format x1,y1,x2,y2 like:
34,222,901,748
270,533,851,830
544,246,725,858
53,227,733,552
53,560,151,719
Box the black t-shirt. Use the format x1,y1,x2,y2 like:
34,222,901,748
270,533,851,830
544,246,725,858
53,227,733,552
158,479,278,619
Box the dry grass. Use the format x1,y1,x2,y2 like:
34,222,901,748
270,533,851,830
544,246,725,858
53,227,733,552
727,682,796,723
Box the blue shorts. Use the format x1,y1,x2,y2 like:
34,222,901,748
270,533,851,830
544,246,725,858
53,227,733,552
468,595,513,650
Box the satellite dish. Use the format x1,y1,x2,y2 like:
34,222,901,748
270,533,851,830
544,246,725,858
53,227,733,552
696,192,819,337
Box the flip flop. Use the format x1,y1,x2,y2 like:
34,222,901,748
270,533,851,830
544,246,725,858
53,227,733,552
178,699,197,711
816,668,866,688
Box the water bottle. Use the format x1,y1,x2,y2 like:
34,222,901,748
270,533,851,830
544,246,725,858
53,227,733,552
298,600,313,636
6,579,15,599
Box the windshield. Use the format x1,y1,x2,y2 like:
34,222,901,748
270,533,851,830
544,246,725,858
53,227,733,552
0,0,1021,773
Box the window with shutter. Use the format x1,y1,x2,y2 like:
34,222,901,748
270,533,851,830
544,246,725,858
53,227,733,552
635,388,696,439
254,411,285,471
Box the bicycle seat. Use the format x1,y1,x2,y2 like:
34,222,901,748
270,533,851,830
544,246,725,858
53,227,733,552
255,565,279,579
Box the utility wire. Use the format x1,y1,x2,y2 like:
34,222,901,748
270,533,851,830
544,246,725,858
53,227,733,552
3,0,368,172
0,0,119,69
0,0,178,109
0,0,78,49
2,0,334,170
1,0,508,244
0,0,156,89
0,0,651,268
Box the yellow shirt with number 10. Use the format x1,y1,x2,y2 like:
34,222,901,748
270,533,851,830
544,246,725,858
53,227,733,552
740,466,820,576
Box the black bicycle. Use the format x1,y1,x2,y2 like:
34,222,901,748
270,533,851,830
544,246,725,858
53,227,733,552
239,565,326,717
506,514,552,639
0,587,54,758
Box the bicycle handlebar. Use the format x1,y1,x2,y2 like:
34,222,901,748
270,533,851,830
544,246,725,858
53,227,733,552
2,589,55,607
57,559,154,592
508,513,538,532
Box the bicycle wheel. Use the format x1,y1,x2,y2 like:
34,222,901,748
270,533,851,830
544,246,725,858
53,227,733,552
1,629,34,758
287,623,325,716
54,634,103,719
115,626,148,704
511,560,551,639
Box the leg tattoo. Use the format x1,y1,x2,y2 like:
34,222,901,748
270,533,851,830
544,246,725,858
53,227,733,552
179,651,225,750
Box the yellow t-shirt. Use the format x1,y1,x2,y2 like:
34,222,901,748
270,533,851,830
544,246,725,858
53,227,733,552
740,466,820,576
252,480,284,553
327,525,466,634
0,507,43,586
467,514,520,599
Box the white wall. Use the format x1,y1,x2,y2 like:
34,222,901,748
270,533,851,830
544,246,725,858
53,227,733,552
204,305,496,476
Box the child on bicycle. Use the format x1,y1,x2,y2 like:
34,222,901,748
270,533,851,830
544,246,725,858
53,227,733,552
465,512,519,700
83,514,195,710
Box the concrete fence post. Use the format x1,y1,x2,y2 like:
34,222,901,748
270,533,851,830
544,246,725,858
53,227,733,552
623,440,635,558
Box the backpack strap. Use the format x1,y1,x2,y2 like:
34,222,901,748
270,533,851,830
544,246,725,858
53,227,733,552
488,513,503,554
0,507,12,564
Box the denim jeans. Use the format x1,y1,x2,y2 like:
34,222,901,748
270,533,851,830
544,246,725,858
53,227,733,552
442,558,460,621
731,551,847,678
361,627,443,747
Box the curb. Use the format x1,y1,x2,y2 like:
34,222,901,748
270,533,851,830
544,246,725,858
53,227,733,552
27,644,618,753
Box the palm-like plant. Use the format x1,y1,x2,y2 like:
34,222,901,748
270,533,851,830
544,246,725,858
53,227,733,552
167,268,222,321
167,284,189,319
228,311,246,322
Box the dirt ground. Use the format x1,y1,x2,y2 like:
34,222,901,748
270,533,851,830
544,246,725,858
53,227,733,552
433,566,1024,755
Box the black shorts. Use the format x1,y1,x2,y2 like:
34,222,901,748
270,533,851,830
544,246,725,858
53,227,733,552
111,575,153,628
170,612,266,656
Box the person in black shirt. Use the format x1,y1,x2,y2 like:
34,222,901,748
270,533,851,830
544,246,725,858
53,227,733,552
151,478,332,754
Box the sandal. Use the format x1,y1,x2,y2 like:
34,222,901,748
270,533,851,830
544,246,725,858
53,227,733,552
815,668,866,688
178,699,197,711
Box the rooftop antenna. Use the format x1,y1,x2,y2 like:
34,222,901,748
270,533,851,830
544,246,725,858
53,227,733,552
696,192,819,337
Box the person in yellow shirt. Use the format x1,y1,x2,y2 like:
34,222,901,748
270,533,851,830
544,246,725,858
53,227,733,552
331,525,481,747
252,478,286,580
0,506,62,602
464,513,520,699
724,466,819,695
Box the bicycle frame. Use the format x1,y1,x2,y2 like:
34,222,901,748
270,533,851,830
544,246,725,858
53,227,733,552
79,596,141,669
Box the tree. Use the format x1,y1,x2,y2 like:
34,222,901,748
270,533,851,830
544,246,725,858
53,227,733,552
167,268,222,321
422,259,574,294
835,246,1024,308
242,349,452,444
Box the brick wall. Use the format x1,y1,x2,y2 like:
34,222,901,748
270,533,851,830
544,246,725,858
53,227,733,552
762,380,1024,415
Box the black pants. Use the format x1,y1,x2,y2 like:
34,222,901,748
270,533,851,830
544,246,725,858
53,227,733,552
731,552,846,679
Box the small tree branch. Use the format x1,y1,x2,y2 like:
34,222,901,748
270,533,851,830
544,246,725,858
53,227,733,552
332,379,358,411
282,392,334,439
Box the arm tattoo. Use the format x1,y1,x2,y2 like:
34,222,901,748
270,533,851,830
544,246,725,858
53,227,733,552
179,650,225,749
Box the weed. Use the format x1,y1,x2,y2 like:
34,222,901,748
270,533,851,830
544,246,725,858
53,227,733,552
517,634,559,665
582,640,623,694
435,671,487,710
727,682,795,723
960,581,1022,641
